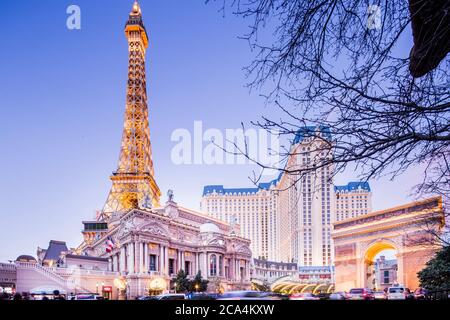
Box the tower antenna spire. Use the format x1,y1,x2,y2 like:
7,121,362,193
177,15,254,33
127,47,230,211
132,0,141,14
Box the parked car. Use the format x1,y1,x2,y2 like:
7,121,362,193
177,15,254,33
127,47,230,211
315,292,330,300
136,295,156,300
347,288,374,300
289,293,319,300
155,294,185,300
329,292,347,300
138,293,186,300
187,292,218,300
413,288,428,300
217,291,280,300
405,288,414,300
387,286,407,300
373,291,387,300
257,292,285,300
74,294,104,300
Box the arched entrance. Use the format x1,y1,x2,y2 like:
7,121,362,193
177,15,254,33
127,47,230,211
363,241,398,290
332,197,444,292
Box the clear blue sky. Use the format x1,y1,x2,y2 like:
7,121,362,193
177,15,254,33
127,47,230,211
0,0,422,261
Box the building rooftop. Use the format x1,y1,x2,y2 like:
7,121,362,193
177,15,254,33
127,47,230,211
334,181,371,193
202,175,282,197
298,266,334,272
202,126,334,198
16,255,37,263
292,126,332,144
253,258,297,269
42,240,69,262
65,254,108,262
199,223,221,234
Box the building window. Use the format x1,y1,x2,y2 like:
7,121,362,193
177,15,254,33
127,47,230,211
219,256,223,276
210,254,217,276
169,259,175,275
149,255,157,271
383,270,390,284
185,261,191,275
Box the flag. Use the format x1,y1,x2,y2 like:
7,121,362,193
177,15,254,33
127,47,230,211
105,236,114,253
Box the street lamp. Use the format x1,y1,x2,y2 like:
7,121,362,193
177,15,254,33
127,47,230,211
174,282,177,293
195,284,199,292
96,282,99,294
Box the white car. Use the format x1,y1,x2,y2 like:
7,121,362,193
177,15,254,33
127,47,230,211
74,294,104,300
148,293,186,300
217,291,275,300
387,286,407,300
329,292,346,300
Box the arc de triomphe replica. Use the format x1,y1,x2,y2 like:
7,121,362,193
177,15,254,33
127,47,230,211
332,197,444,291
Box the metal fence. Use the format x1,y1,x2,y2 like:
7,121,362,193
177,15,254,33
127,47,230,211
427,289,450,300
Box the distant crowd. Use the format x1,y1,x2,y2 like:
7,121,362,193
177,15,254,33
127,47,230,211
0,290,66,300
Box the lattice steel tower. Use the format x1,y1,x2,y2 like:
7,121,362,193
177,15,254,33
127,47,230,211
102,1,161,218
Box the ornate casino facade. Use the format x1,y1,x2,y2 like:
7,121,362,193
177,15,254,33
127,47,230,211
78,202,251,299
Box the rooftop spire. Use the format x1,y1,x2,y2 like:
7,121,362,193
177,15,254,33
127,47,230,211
131,1,141,15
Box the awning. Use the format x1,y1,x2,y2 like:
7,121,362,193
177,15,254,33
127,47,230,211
30,286,67,295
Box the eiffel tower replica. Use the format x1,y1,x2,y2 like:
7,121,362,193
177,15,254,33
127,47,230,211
102,1,161,220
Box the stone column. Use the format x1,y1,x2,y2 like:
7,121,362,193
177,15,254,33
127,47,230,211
159,245,164,273
181,251,185,271
133,242,137,274
144,243,149,273
120,246,126,272
204,252,209,277
196,253,199,274
164,247,169,275
232,259,236,280
237,260,240,280
138,242,143,273
199,253,204,276
396,251,404,286
128,242,135,274
247,261,250,279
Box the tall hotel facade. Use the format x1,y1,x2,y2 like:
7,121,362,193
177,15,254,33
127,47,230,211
202,182,279,261
201,127,372,266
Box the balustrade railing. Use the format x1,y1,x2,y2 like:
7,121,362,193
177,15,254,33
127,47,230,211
16,262,67,287
14,262,106,293
0,263,16,270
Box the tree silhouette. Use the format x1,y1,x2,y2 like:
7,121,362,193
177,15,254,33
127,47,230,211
418,245,450,291
173,270,190,293
208,0,449,222
188,271,209,292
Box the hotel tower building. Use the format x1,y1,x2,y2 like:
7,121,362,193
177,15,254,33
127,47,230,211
202,127,372,266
